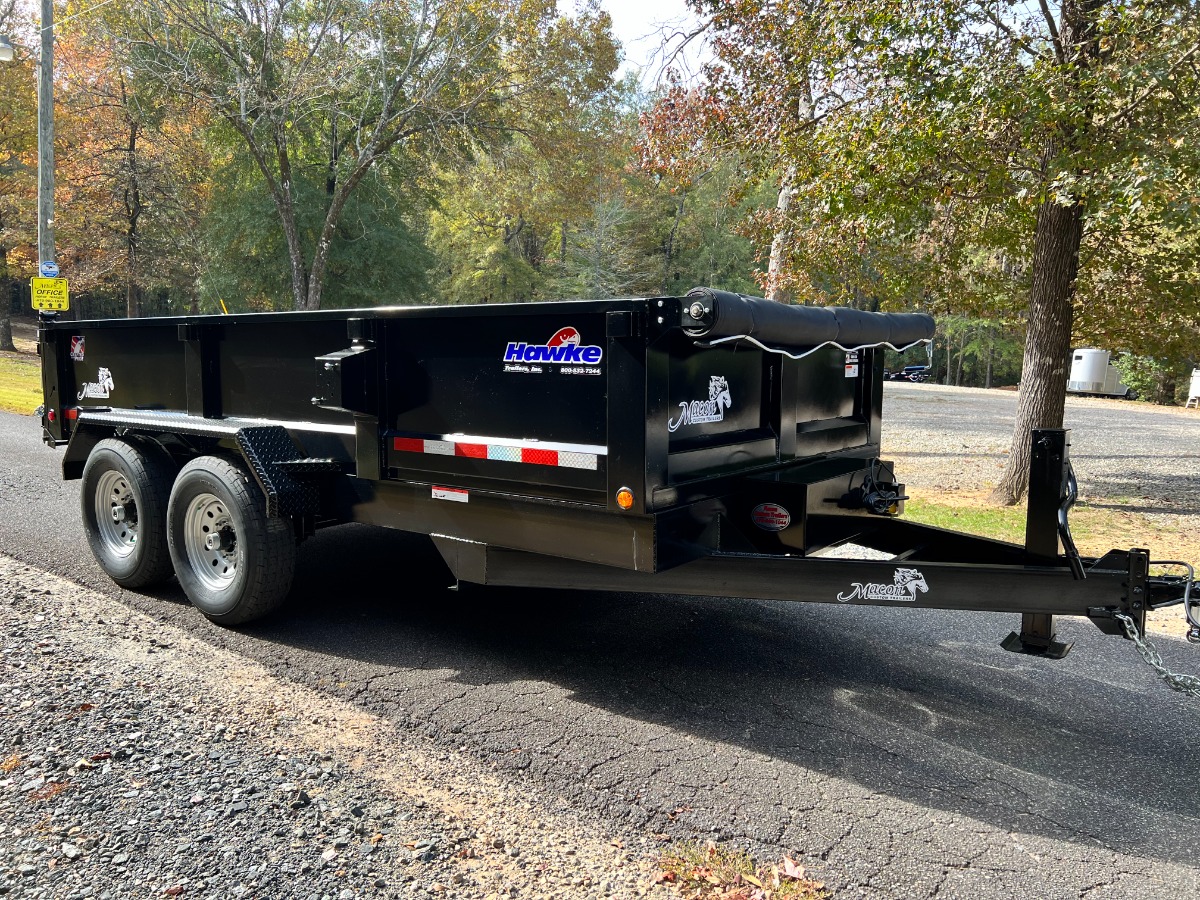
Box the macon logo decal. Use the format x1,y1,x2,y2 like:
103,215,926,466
837,567,929,603
77,366,115,401
668,375,733,432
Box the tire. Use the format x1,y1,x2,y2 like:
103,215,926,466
166,456,296,625
81,437,177,589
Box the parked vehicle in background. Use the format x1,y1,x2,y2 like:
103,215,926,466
892,365,930,383
1067,349,1136,400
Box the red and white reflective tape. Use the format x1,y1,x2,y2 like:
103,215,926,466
391,433,605,471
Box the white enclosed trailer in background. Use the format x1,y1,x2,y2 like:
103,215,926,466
1067,349,1136,400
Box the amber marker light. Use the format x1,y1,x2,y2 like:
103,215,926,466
615,487,635,510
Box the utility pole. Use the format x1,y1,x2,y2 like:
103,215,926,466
37,0,56,269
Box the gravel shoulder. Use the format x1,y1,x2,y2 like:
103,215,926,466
0,555,672,900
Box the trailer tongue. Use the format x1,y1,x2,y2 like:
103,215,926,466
37,289,1199,684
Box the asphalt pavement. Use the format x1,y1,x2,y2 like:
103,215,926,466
2,402,1199,899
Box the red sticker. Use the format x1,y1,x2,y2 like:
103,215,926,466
751,502,791,532
547,326,581,347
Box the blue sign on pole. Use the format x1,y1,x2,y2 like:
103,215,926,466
39,261,59,278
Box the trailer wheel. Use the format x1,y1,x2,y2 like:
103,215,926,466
81,438,176,589
167,456,296,625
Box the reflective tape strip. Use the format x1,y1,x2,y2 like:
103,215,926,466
392,437,424,454
392,433,602,470
455,443,487,459
557,451,598,471
520,447,558,467
486,445,522,463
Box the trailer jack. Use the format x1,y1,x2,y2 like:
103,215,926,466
1001,616,1073,659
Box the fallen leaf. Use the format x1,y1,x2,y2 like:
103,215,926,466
781,855,806,880
31,781,69,802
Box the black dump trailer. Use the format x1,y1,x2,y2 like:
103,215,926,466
36,288,1199,659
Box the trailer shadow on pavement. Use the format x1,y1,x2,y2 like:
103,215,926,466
172,522,1200,870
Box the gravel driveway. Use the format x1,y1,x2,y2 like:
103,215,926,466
880,382,1200,514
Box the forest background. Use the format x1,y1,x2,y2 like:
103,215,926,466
0,1,1197,427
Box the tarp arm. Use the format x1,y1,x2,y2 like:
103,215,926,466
680,287,936,359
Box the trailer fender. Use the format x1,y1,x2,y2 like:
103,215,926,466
233,426,341,518
68,411,341,519
62,424,110,481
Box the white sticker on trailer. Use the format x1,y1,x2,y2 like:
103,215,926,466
432,486,469,503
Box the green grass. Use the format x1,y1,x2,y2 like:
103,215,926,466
0,353,42,415
904,497,1026,543
905,495,1199,565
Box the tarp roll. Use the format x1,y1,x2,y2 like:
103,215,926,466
684,288,935,349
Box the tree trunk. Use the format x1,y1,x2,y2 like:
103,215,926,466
121,86,143,319
662,197,684,294
955,329,966,386
990,199,1083,504
0,245,15,352
985,341,994,389
305,155,376,310
766,166,794,302
125,281,141,319
990,0,1099,505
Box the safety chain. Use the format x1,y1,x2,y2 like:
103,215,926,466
1114,612,1200,697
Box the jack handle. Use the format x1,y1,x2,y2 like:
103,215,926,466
1057,461,1086,580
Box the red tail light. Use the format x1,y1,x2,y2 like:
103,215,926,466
46,409,56,422
65,407,78,421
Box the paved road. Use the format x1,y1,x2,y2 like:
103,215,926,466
3,407,1199,899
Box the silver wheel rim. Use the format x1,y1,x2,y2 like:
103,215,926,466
95,470,138,559
183,492,239,591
